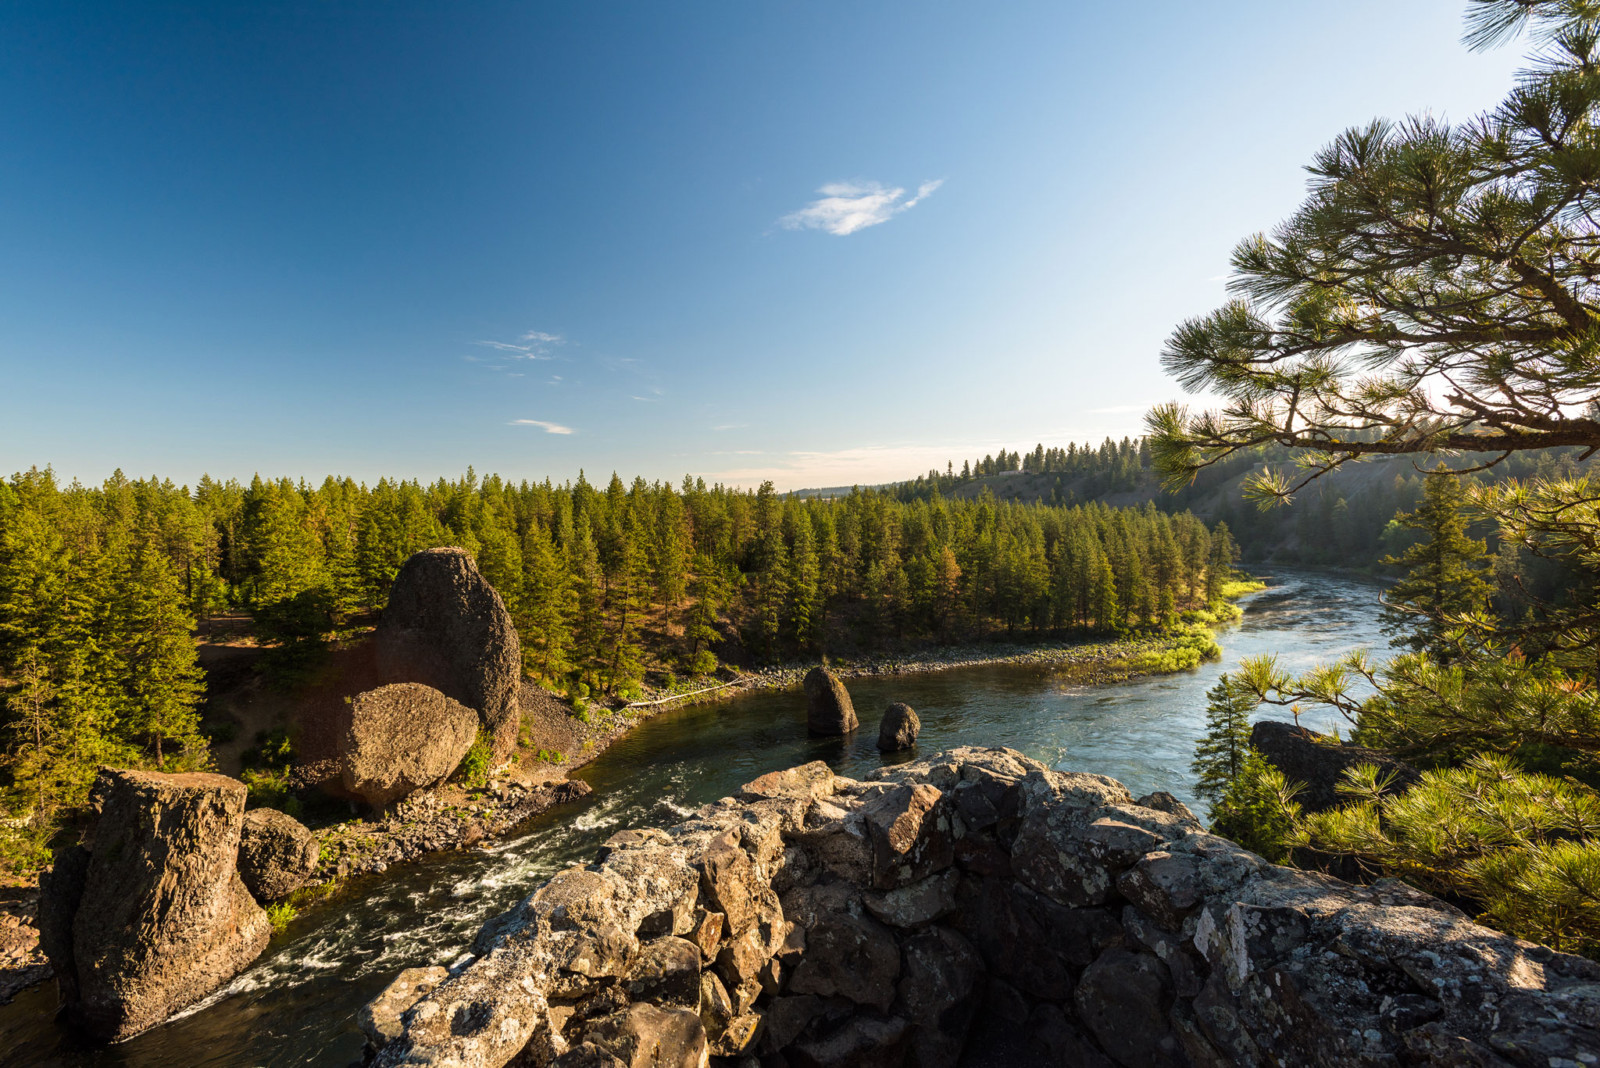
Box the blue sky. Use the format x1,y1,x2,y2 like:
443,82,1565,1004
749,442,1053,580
2,2,1525,490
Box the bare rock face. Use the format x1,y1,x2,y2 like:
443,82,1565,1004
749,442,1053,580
360,966,449,1052
368,745,1600,1068
339,683,478,806
876,702,920,752
1250,720,1421,813
377,547,523,762
236,808,320,902
802,667,857,736
41,769,270,1043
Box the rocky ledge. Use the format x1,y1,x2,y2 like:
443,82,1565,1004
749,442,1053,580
363,747,1600,1068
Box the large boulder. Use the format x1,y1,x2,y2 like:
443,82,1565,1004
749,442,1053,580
876,703,920,751
41,769,270,1042
377,547,523,761
803,667,857,736
338,683,478,806
1250,720,1421,812
237,808,320,902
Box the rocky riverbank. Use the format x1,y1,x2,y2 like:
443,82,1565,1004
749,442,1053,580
0,886,47,1006
308,621,1243,888
366,746,1600,1067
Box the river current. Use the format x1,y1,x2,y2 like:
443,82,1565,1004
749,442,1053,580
0,568,1386,1067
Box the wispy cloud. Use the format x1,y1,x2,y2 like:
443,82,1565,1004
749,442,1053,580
509,419,574,435
712,423,748,431
778,179,943,236
475,330,564,361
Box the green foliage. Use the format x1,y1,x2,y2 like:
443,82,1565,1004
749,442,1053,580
1301,755,1600,954
1116,628,1221,675
240,727,299,812
264,900,298,933
1380,471,1493,661
1192,674,1257,807
1209,750,1303,864
456,730,493,789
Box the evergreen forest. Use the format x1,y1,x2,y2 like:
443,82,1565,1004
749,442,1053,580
0,464,1236,873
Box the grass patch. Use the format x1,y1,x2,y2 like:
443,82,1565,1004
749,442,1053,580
265,900,298,932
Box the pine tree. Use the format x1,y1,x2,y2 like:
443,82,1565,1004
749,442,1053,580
1380,471,1493,660
1191,674,1257,807
114,546,206,768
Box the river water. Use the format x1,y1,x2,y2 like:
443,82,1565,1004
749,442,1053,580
0,568,1385,1068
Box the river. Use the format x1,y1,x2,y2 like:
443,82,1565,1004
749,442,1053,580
0,568,1386,1067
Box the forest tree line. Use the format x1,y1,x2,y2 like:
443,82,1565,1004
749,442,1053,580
0,465,1238,867
897,434,1596,609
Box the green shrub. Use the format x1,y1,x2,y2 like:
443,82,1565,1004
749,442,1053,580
0,822,53,878
265,900,298,932
456,729,493,789
1209,750,1303,863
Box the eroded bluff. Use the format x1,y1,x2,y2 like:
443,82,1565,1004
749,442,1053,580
365,748,1600,1068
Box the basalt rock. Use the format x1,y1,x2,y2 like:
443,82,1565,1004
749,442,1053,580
338,683,478,806
377,547,523,762
876,702,920,751
237,807,319,901
367,746,1600,1068
1251,719,1421,813
42,768,270,1043
803,667,857,735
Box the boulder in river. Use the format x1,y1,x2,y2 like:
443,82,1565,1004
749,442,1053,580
338,683,478,807
876,702,920,751
237,808,320,902
41,768,270,1043
1251,719,1421,812
803,666,857,735
376,547,523,762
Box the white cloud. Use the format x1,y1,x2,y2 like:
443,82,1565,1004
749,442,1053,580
778,179,943,236
476,331,564,360
510,419,574,435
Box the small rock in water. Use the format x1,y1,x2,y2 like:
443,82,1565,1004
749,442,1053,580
876,702,920,752
803,666,857,735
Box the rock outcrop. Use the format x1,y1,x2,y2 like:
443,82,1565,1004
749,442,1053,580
365,747,1600,1067
40,768,271,1043
338,683,479,807
877,702,920,751
377,547,523,762
1251,719,1421,812
237,808,320,901
803,666,857,735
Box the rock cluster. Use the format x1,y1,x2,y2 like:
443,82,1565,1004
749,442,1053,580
39,769,271,1043
365,746,1600,1067
237,807,320,901
338,683,480,807
377,547,523,762
1250,720,1421,812
802,667,857,735
877,702,920,751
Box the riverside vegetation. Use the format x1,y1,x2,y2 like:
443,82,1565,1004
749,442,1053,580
1179,0,1600,960
0,469,1242,878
